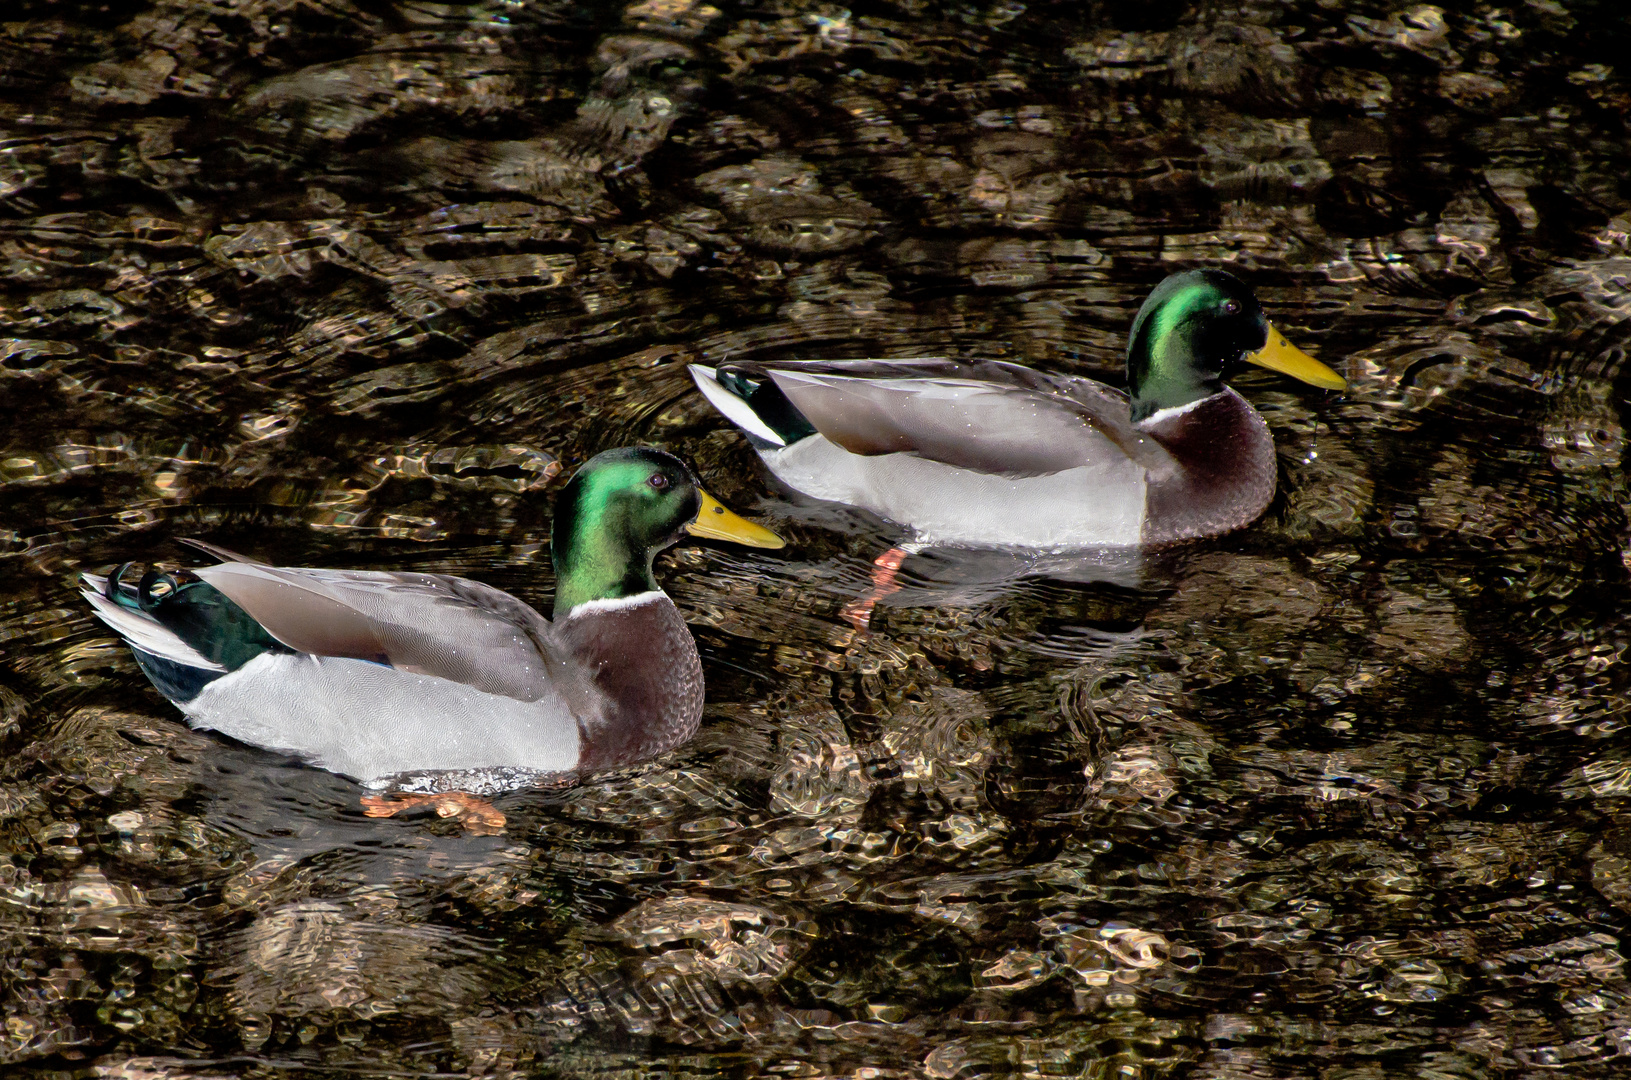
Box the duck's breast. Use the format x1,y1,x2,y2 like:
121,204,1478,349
551,593,705,772
1139,389,1278,545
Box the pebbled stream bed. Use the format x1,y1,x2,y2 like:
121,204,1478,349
3,1,1631,1077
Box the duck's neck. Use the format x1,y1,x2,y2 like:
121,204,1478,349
1128,339,1222,422
1126,286,1224,422
551,503,661,620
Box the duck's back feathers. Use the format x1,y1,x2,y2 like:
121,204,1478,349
176,537,267,565
768,369,1119,477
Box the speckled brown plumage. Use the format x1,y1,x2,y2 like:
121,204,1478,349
1142,390,1279,546
556,596,705,773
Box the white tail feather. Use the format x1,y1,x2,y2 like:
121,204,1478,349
80,586,227,671
688,364,788,447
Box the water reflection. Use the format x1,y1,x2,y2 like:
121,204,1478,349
4,0,1631,1076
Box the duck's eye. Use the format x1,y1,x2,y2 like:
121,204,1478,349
648,472,670,490
1221,299,1241,315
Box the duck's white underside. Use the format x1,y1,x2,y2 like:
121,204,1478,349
761,434,1147,548
182,652,582,781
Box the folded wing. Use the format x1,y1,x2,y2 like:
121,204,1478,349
191,557,562,703
728,359,1174,478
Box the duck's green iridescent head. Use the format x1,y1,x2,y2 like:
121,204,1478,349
1125,269,1346,422
551,447,783,617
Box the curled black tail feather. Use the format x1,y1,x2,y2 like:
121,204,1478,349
104,563,143,610
108,562,284,671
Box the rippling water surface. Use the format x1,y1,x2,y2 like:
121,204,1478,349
4,1,1631,1076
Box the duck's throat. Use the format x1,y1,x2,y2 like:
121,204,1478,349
553,547,657,618
1129,345,1222,422
551,522,659,619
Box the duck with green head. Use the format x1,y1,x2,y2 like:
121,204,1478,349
690,268,1346,549
80,448,784,792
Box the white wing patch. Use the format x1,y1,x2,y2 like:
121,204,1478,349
689,364,788,446
769,369,1004,401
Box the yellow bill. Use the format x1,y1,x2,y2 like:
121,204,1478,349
687,489,786,549
1245,323,1347,390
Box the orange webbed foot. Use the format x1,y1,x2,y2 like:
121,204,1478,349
840,546,912,632
361,791,506,835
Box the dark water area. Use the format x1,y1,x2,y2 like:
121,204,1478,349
4,0,1631,1076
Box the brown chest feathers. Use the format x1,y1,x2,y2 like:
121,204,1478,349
1141,390,1278,546
552,595,705,773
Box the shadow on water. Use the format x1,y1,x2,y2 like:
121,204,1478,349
3,0,1631,1076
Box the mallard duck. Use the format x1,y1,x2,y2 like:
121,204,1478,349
80,448,784,791
689,269,1346,550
